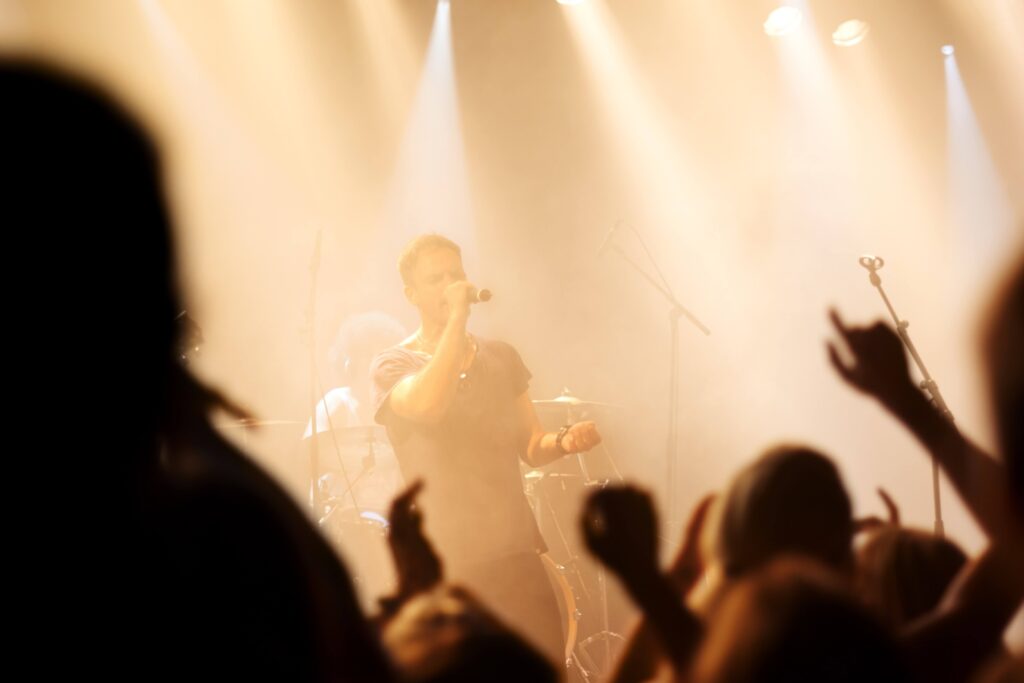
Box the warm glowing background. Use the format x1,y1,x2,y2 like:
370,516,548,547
3,0,1022,633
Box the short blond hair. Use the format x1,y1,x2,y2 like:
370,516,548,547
398,234,462,285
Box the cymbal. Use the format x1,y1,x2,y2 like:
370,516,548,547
532,390,620,412
307,424,388,446
524,470,583,481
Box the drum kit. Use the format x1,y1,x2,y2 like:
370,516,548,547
306,420,402,613
218,387,626,682
528,388,626,681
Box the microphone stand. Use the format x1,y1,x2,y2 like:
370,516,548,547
305,232,365,522
606,223,710,528
313,373,366,519
858,255,947,537
306,231,326,518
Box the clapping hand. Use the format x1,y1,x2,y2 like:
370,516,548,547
667,494,716,591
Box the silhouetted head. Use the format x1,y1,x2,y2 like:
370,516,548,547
383,584,558,683
855,526,967,630
2,60,178,444
714,445,854,578
983,252,1024,520
693,557,909,683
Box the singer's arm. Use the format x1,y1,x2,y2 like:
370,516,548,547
520,393,602,468
388,287,474,425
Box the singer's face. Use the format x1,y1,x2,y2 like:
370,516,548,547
405,247,466,323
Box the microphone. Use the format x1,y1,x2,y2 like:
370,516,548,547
471,288,493,303
858,254,884,287
598,221,622,257
858,254,884,272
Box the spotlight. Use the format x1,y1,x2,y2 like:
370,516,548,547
764,6,802,37
556,0,585,5
941,45,955,56
832,19,870,47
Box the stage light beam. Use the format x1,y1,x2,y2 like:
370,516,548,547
383,0,476,256
944,46,1016,289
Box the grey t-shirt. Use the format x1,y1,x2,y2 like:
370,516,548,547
371,338,545,570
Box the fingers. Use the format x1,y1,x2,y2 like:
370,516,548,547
829,310,901,355
582,486,661,581
392,479,424,510
853,489,901,534
829,308,852,342
581,495,609,555
398,479,424,501
561,432,578,454
389,479,425,526
566,421,602,453
828,308,875,355
444,281,477,311
877,487,901,525
669,493,716,580
827,342,856,384
854,516,886,533
827,309,861,385
683,494,716,545
581,487,625,543
585,486,656,538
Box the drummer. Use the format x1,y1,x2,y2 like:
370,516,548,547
306,311,408,435
304,311,408,513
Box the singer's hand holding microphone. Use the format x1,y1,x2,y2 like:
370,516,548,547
443,281,492,319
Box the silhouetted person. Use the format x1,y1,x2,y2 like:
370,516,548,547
714,445,854,579
3,60,392,681
383,584,559,683
582,447,855,683
380,481,558,683
829,291,1024,683
855,526,967,631
691,558,910,683
982,254,1024,523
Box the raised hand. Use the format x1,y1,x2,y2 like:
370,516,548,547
877,487,901,525
584,485,706,676
442,280,477,320
827,309,919,407
387,480,442,602
667,493,716,591
827,312,1011,541
854,487,902,532
582,485,660,587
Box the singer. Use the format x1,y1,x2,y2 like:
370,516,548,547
371,233,601,663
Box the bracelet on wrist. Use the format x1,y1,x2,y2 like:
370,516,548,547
555,425,572,454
